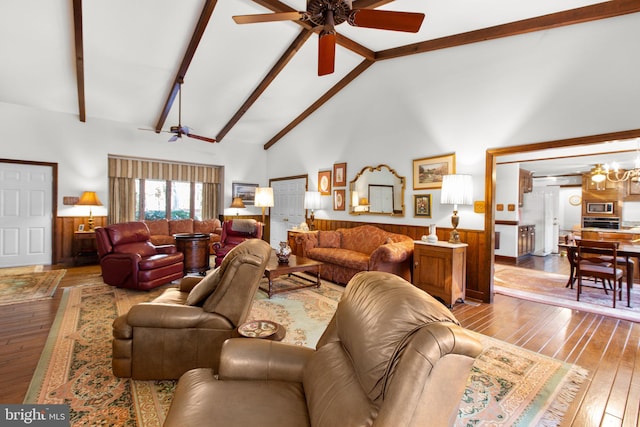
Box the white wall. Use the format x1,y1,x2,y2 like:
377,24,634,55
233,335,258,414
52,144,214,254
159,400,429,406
2,13,640,230
0,102,269,218
267,13,640,233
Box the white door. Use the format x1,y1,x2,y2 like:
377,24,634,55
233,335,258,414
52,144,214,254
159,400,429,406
0,162,53,267
270,178,306,248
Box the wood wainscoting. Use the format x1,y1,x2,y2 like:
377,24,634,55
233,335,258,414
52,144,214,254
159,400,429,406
54,216,107,265
311,219,488,303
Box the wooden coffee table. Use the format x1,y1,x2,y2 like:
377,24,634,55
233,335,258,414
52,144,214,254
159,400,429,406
261,253,323,298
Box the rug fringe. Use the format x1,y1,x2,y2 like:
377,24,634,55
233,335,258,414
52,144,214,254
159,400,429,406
537,365,590,426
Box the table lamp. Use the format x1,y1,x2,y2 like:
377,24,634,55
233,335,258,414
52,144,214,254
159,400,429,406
254,187,274,226
77,191,103,231
304,191,322,230
230,197,245,216
440,175,473,243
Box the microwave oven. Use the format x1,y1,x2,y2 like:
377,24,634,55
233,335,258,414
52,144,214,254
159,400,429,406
586,201,614,214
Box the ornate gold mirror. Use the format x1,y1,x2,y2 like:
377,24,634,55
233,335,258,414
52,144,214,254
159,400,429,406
349,164,405,216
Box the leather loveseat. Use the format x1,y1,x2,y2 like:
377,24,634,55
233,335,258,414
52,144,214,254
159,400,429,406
163,271,482,427
144,218,222,253
296,225,414,284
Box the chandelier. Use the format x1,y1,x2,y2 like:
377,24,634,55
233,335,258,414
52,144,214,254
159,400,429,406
591,143,640,183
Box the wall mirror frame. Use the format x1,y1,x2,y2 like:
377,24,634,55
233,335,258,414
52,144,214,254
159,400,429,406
349,164,405,216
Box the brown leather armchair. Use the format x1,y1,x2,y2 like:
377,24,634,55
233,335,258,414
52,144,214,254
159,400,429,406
112,239,272,380
95,222,184,291
164,271,483,427
213,219,263,266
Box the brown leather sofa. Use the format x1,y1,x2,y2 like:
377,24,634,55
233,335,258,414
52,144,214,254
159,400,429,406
95,222,184,291
163,271,482,427
296,225,414,284
112,238,271,380
144,218,222,253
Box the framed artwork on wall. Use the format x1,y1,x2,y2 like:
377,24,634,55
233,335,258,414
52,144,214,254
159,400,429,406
413,153,455,190
333,163,347,187
414,194,432,217
318,171,331,195
334,189,345,210
232,182,259,206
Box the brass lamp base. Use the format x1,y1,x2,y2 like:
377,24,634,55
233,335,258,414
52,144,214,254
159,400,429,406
309,211,316,231
449,210,461,244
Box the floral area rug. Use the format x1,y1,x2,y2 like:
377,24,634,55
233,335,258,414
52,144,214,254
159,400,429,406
0,266,64,306
494,263,640,323
456,333,588,427
26,275,587,426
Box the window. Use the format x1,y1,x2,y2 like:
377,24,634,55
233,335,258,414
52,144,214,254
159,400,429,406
136,179,204,220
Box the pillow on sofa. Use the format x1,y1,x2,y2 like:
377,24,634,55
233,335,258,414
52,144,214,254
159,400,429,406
186,268,221,306
318,231,341,248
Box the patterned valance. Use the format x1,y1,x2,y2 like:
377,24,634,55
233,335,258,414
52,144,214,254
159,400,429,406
108,156,221,183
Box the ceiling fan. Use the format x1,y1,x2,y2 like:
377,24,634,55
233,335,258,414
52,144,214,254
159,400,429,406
153,81,217,143
233,0,425,76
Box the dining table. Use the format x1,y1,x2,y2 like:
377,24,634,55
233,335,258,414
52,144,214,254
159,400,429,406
558,242,637,308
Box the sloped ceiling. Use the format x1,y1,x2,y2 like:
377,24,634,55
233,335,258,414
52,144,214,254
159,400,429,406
1,0,638,149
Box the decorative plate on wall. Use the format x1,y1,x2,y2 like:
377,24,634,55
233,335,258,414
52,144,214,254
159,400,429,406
569,195,582,206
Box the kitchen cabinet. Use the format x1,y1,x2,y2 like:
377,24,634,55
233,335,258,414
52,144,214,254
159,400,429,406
518,169,533,207
518,225,535,257
412,241,467,307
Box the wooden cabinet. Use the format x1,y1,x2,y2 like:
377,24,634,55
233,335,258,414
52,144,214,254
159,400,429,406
518,225,535,257
412,241,467,307
518,168,533,206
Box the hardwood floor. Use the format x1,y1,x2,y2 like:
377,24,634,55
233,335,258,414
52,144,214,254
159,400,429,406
1,261,639,426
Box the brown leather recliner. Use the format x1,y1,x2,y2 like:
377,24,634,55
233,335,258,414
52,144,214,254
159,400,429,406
164,271,483,427
213,219,263,267
112,238,272,380
95,221,184,291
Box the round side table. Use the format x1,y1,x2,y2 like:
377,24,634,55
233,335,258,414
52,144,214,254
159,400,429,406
174,233,210,275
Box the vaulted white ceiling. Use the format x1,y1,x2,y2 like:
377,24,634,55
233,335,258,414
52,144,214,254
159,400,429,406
1,0,632,149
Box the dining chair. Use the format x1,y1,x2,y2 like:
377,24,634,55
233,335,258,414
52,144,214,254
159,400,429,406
575,239,626,308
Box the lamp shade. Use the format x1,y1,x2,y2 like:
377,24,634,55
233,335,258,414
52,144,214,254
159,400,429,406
77,191,103,206
440,175,473,206
230,197,245,209
254,187,274,208
304,191,322,210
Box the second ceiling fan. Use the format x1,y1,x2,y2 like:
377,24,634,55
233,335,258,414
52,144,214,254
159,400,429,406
233,0,425,76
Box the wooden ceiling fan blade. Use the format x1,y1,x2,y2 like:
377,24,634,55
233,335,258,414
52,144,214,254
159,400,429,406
233,12,303,24
349,9,425,33
187,133,217,143
318,33,336,76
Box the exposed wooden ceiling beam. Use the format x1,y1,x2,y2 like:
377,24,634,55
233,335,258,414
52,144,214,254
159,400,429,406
154,0,218,133
264,59,374,150
376,0,640,61
72,0,85,122
216,29,313,142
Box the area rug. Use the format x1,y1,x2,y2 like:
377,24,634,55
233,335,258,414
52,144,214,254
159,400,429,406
0,267,64,306
494,264,640,323
26,275,587,426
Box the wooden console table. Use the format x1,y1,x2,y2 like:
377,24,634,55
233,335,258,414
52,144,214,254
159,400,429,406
412,240,468,307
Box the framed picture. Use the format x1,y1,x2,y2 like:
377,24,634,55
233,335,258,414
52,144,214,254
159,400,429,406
413,153,455,190
414,194,432,217
318,171,331,195
232,182,259,206
333,163,347,187
78,224,85,232
333,189,345,210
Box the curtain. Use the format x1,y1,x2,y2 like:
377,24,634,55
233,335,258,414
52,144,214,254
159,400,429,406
108,177,136,224
202,183,219,220
108,156,222,223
